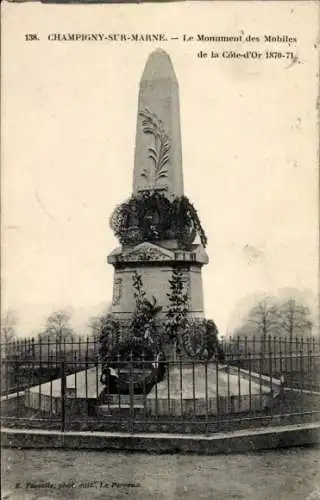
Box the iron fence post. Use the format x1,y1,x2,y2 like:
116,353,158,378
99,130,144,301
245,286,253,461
248,352,252,413
60,357,66,432
129,351,134,421
215,356,219,419
280,373,285,413
268,336,273,392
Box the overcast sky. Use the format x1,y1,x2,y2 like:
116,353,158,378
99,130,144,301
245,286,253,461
2,1,319,336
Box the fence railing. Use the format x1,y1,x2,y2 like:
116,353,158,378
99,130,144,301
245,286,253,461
1,335,320,392
1,345,320,433
3,334,320,356
1,336,99,363
220,335,320,355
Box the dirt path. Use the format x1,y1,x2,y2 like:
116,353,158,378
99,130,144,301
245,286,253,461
2,446,319,500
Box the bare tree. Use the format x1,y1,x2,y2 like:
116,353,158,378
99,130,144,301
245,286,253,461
41,309,74,342
278,297,313,369
234,296,280,353
279,298,312,338
1,310,18,360
1,310,17,344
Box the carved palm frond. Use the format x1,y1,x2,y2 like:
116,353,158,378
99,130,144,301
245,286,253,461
157,169,168,179
139,108,171,186
157,137,170,174
140,109,159,134
147,146,158,166
142,126,156,135
159,150,170,166
159,155,169,168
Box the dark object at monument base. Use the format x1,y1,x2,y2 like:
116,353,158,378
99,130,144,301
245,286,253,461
99,342,166,399
99,368,161,398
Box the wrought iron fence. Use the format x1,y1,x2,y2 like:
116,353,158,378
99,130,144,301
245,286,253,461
1,335,320,392
3,334,320,359
1,336,320,434
1,336,98,364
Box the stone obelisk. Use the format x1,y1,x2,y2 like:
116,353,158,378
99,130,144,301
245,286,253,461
132,48,184,199
108,49,208,322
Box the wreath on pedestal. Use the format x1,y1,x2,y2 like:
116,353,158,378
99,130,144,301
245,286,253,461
109,192,207,249
180,319,225,362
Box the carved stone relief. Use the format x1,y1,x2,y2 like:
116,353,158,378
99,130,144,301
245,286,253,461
139,108,170,189
122,247,171,262
181,272,191,300
112,277,122,305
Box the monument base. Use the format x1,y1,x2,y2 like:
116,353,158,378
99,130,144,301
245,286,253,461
146,364,275,416
23,365,278,418
108,241,209,318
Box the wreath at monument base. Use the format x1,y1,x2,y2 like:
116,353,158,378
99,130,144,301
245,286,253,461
100,341,166,395
180,319,226,362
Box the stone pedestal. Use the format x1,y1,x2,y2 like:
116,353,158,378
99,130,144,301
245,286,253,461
108,241,209,319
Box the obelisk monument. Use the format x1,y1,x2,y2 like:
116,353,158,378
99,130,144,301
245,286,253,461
132,48,184,199
108,49,209,323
